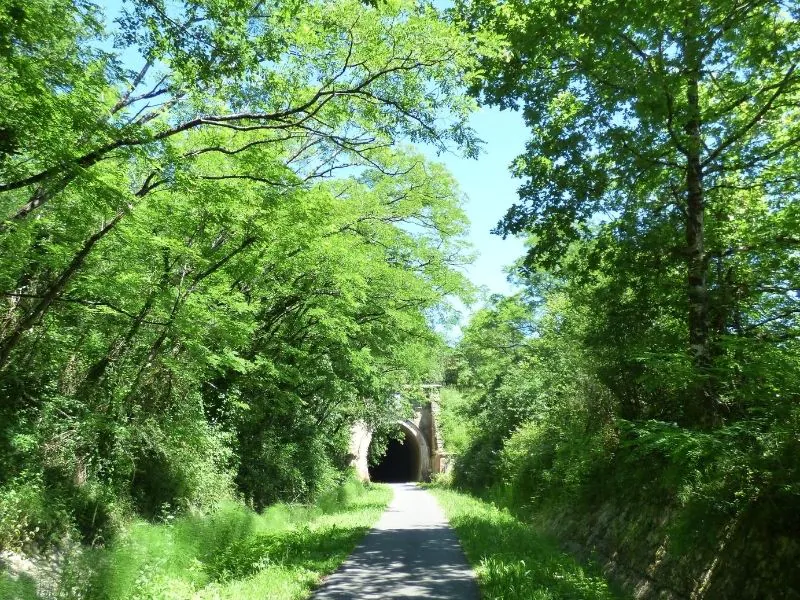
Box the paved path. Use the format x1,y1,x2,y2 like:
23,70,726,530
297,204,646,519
312,483,480,599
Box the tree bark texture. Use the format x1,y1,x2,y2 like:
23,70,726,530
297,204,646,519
683,8,717,426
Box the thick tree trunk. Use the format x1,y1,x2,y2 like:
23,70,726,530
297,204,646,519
0,213,123,368
683,13,717,427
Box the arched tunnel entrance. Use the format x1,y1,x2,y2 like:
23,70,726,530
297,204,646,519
369,424,422,483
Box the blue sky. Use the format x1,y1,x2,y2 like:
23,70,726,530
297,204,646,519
421,6,529,303
425,107,529,300
416,106,531,340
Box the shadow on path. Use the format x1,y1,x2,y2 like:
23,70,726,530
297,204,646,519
312,484,479,600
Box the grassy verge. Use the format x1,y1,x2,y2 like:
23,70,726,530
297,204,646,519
2,478,391,600
429,486,625,600
0,569,40,600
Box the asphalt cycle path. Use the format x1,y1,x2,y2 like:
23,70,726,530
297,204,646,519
312,483,480,600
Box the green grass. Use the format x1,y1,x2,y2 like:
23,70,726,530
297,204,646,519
430,487,625,600
0,571,40,600
3,479,391,600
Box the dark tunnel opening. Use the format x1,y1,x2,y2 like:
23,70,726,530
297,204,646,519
369,426,420,483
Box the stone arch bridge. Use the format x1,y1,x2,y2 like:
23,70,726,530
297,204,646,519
348,384,449,483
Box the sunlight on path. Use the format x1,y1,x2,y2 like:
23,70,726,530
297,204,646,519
312,483,479,599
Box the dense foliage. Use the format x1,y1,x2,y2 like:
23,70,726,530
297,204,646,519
0,0,479,550
3,0,799,596
457,0,800,426
442,1,800,596
1,476,392,600
431,487,620,600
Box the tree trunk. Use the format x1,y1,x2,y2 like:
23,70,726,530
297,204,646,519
0,213,123,368
83,254,173,386
122,234,258,401
683,10,717,427
83,290,157,385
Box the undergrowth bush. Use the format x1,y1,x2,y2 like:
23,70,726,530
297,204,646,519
130,420,235,520
481,410,800,525
452,433,504,492
0,397,236,551
0,472,63,551
0,469,125,551
235,410,350,510
51,474,388,600
431,487,621,600
447,393,800,597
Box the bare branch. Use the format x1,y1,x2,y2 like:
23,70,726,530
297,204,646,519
111,60,154,115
